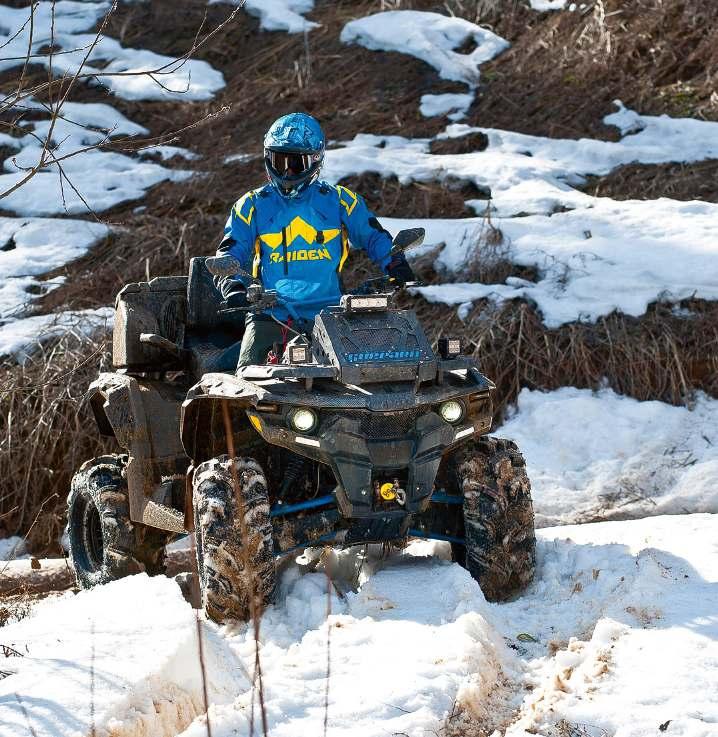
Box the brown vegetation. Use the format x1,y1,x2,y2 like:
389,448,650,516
470,0,718,139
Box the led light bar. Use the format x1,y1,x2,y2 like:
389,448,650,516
345,295,389,312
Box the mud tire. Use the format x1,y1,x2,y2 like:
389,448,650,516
193,456,275,624
68,455,173,588
447,437,536,601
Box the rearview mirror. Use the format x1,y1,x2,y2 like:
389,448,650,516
391,227,425,253
205,254,255,282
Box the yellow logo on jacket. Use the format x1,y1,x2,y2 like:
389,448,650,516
259,216,340,251
269,248,332,263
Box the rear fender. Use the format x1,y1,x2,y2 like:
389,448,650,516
85,373,188,533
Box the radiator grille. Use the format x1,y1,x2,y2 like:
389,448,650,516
342,409,423,439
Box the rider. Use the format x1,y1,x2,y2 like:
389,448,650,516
217,112,415,366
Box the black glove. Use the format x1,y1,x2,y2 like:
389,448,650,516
224,290,248,308
387,252,416,286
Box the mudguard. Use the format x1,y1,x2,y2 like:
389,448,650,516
180,373,263,463
86,373,189,533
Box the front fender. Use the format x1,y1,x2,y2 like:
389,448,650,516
180,372,265,463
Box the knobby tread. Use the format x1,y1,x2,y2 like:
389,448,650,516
68,454,173,588
449,437,536,601
193,455,275,624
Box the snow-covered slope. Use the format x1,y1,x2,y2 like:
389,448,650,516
500,387,718,526
0,2,225,101
2,515,716,737
0,0,224,356
324,104,718,326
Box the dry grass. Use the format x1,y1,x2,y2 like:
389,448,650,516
583,160,718,203
0,334,112,554
470,0,718,139
408,296,718,419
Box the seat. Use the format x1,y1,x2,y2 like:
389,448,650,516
185,257,246,377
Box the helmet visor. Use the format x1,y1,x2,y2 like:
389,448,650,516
267,150,315,177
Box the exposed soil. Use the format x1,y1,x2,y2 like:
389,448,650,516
583,160,718,202
469,0,718,139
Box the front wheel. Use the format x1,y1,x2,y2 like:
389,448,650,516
193,456,275,624
445,437,536,601
67,455,173,588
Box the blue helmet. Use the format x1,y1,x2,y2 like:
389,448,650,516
264,113,325,198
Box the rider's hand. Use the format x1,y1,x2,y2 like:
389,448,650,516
224,290,247,308
246,283,264,304
387,252,416,287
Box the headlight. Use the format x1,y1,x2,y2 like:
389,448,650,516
290,408,318,433
440,400,464,424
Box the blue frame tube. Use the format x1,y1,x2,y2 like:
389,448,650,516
270,494,336,518
429,492,463,505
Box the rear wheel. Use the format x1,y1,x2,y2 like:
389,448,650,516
193,456,275,624
445,437,536,601
68,455,173,588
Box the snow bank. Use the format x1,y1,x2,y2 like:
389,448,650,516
0,307,113,361
392,194,718,326
0,575,244,737
179,549,512,737
324,104,718,326
210,0,318,33
2,516,716,737
341,11,509,86
504,514,718,737
326,105,718,218
0,2,225,101
498,387,718,526
420,92,474,121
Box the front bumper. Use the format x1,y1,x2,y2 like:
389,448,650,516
248,403,491,518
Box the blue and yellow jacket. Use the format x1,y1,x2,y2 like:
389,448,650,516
219,180,393,321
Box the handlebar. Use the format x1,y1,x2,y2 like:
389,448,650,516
354,275,423,296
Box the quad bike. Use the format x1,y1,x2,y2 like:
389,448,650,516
67,227,535,622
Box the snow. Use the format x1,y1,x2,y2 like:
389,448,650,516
0,575,244,737
529,0,568,10
499,387,718,527
0,307,113,361
326,104,718,219
502,514,718,737
1,100,191,216
420,92,474,121
324,104,718,325
0,217,108,319
386,196,718,326
2,515,716,737
0,536,27,561
0,2,225,101
210,0,318,34
341,11,509,87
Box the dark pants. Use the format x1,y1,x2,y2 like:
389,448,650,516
237,314,287,367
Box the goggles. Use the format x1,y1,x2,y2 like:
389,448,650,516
266,150,318,177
